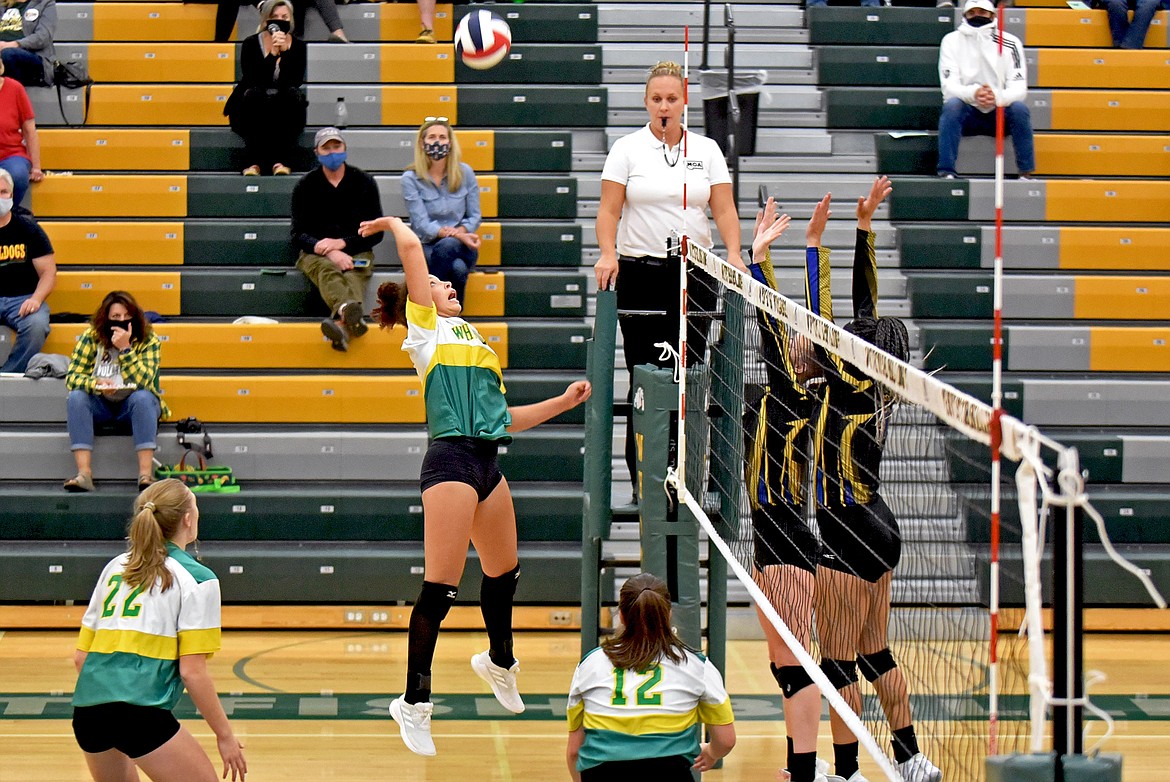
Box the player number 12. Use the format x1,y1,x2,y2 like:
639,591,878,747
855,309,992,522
611,665,663,707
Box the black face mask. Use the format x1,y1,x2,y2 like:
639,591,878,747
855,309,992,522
267,18,292,34
966,15,993,27
106,319,132,337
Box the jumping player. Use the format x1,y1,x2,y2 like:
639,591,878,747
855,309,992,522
805,178,942,782
358,214,590,757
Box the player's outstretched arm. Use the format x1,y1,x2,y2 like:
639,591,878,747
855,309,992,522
751,196,791,266
507,381,592,433
359,215,433,308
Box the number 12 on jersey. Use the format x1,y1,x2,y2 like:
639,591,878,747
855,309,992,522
611,665,663,706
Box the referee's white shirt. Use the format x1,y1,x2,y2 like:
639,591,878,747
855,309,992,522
602,124,732,259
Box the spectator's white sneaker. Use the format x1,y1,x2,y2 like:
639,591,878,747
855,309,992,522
898,753,943,782
389,695,436,756
471,651,525,713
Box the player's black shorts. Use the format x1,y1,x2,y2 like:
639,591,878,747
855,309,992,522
73,702,181,758
817,494,902,583
581,755,694,781
752,502,819,574
420,436,504,501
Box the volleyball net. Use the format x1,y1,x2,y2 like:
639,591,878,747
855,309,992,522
662,238,1166,781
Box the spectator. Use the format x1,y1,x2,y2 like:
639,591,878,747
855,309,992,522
0,168,53,373
225,0,307,177
0,0,55,87
291,126,384,351
415,0,436,43
937,0,1035,179
291,0,348,43
566,573,736,781
63,290,168,494
1094,0,1160,48
402,117,481,304
0,57,42,207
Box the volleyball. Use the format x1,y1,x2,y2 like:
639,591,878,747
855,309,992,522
454,10,513,70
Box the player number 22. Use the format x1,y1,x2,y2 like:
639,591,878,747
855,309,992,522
101,574,145,618
611,665,663,707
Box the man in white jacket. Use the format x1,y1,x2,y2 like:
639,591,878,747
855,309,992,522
936,0,1035,179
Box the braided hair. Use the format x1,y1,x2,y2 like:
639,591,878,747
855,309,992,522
845,316,910,446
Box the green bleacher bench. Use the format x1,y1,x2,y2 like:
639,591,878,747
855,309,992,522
0,541,588,603
808,6,956,46
817,46,939,87
942,374,1170,428
456,85,607,127
897,225,983,269
0,484,585,542
890,177,970,221
457,4,599,42
455,44,603,84
825,88,942,130
977,545,1170,606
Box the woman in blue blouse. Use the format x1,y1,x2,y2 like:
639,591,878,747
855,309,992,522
401,118,481,303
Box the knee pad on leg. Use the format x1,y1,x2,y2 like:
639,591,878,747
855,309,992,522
777,664,815,699
857,648,897,683
415,580,459,624
820,658,859,691
481,564,520,601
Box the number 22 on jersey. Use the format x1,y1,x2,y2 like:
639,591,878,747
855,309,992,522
611,665,663,706
101,574,145,619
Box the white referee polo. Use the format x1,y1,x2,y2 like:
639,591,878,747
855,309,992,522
602,124,732,259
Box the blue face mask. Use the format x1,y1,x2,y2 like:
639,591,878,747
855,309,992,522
317,151,347,171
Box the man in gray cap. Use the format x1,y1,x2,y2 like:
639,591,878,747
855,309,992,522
291,126,384,351
936,0,1034,179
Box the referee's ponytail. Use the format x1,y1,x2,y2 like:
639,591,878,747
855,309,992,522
603,573,687,673
124,479,189,593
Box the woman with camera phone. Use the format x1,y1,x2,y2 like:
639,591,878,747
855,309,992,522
224,0,307,177
63,290,169,493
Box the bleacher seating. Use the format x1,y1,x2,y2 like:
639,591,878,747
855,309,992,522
807,3,1170,609
0,0,605,606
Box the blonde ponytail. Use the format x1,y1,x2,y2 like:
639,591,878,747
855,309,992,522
122,479,190,592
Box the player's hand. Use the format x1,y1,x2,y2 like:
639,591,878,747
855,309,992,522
358,216,395,237
856,175,892,230
594,255,618,291
562,380,592,409
752,197,792,264
806,193,832,248
17,296,41,318
217,734,247,781
692,743,719,773
326,250,354,271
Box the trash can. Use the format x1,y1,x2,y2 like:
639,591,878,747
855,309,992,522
700,69,767,157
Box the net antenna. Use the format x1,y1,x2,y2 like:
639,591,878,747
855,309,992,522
676,25,692,495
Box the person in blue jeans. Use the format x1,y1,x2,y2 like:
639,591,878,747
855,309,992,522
0,0,56,87
0,169,53,373
63,290,170,493
1094,0,1161,48
936,0,1035,179
401,117,482,304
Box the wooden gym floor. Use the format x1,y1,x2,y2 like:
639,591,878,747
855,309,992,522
2,629,1167,781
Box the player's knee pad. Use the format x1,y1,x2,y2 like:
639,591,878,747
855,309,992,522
820,658,859,691
777,665,815,699
857,648,897,683
415,580,459,623
481,564,520,603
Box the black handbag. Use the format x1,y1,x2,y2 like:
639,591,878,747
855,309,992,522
53,59,93,126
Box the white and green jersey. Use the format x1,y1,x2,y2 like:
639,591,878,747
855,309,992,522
73,542,222,710
402,299,512,442
567,647,734,771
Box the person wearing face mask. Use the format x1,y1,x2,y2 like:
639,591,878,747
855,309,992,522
0,167,53,374
63,290,169,493
290,126,384,351
401,118,481,304
595,60,744,504
937,0,1034,179
224,0,306,177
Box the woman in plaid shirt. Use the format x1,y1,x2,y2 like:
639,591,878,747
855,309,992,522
64,290,168,493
